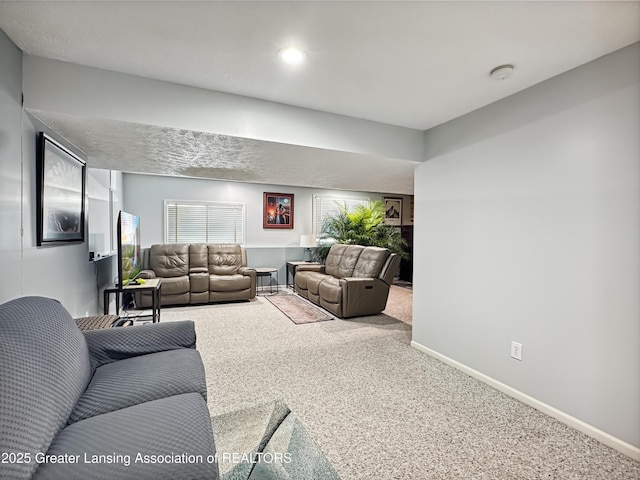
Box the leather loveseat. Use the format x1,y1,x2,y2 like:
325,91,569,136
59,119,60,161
136,243,256,308
295,244,400,318
0,296,218,480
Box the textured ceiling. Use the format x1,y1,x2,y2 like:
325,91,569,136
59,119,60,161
2,1,639,193
29,110,419,194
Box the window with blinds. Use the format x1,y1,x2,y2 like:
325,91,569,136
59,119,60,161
312,195,370,235
165,201,245,244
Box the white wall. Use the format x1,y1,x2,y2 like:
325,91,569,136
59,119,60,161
413,43,640,451
0,31,101,316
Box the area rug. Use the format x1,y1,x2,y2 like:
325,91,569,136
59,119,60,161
211,400,341,480
265,294,334,325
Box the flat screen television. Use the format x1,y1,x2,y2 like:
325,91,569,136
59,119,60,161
117,210,141,288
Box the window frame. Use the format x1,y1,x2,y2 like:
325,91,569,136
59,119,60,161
164,199,247,245
312,195,370,236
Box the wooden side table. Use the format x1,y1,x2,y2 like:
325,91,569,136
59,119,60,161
103,278,162,323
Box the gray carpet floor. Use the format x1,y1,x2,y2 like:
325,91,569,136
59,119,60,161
161,291,640,479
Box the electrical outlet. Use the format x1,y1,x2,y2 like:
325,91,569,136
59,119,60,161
511,341,523,361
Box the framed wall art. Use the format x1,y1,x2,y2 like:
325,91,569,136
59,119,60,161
36,132,86,245
263,192,294,229
383,196,402,226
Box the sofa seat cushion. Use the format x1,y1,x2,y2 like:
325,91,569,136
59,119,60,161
34,393,218,480
159,275,190,296
69,348,207,423
304,272,329,296
209,274,251,292
318,276,342,304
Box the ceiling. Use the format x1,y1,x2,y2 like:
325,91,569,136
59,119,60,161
1,1,639,194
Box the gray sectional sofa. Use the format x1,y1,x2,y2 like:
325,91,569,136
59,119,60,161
0,296,219,480
295,244,400,318
136,243,256,307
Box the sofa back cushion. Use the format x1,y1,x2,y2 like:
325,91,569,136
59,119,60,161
353,247,391,278
150,244,189,277
325,244,364,278
208,244,245,275
0,296,91,479
189,243,209,273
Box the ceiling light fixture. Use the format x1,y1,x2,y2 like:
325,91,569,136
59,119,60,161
490,64,515,80
278,47,307,65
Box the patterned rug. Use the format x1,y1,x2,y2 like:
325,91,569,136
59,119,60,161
265,294,334,324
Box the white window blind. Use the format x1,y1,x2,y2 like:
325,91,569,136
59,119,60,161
313,195,369,235
166,201,245,244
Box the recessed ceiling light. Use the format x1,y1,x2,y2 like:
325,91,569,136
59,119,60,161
490,64,515,80
278,47,307,65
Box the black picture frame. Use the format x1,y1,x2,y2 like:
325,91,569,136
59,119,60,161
383,196,402,226
36,132,86,245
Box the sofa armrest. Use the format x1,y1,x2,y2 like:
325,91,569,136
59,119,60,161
138,269,157,279
340,277,376,288
297,264,324,273
83,321,196,369
190,267,208,274
339,277,390,318
239,267,257,298
378,254,401,286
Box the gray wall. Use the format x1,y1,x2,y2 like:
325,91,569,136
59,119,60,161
0,29,22,303
0,31,98,317
413,43,640,448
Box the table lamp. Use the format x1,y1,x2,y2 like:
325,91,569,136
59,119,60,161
300,234,317,261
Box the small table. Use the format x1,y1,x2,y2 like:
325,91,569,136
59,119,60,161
254,267,278,295
286,261,322,290
103,278,162,323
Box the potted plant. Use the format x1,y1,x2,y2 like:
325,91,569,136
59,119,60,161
316,200,408,262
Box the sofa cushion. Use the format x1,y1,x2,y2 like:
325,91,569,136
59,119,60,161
325,244,364,278
190,271,209,293
318,276,342,304
304,272,328,296
150,244,189,277
0,296,92,480
69,348,207,423
209,274,252,292
158,275,190,296
33,393,218,480
353,247,391,278
208,244,244,275
82,321,197,369
190,243,209,272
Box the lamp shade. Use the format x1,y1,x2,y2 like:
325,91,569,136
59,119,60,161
300,234,317,248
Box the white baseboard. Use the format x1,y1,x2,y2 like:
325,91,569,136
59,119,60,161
410,340,640,461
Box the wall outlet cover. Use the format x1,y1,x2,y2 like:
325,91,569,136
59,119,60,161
511,341,523,361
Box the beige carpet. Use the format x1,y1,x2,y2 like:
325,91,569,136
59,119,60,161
161,289,639,480
383,285,412,325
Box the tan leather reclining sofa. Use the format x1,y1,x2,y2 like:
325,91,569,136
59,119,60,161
294,244,400,318
136,243,256,307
